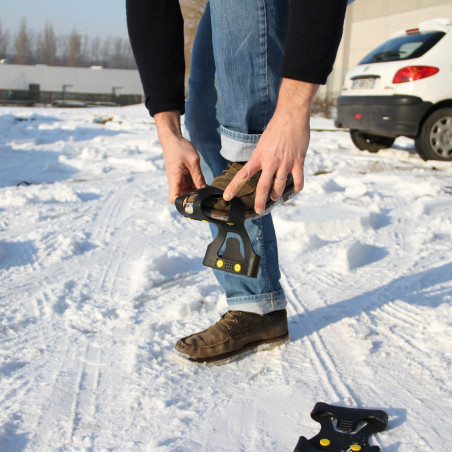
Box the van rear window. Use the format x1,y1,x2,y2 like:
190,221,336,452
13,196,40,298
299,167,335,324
359,31,445,64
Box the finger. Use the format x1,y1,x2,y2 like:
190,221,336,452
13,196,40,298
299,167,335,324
168,186,179,204
168,178,182,204
223,161,260,201
167,173,189,204
254,171,275,215
189,165,207,190
291,165,305,193
270,174,289,201
184,153,206,190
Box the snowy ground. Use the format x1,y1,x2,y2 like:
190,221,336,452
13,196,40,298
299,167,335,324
0,104,451,452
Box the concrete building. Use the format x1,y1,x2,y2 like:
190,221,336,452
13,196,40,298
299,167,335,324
0,64,143,106
324,0,452,100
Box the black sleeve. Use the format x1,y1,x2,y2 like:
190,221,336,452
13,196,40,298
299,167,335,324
126,0,185,116
281,0,349,84
127,0,348,117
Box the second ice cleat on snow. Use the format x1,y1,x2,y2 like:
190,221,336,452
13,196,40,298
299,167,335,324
293,402,389,452
175,186,261,278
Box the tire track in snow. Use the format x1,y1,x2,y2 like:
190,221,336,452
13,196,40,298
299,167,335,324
377,302,439,356
66,340,113,449
281,263,444,450
359,309,446,450
66,342,89,447
44,178,166,447
0,266,67,302
81,180,150,299
0,284,66,429
62,183,138,323
17,182,140,448
22,334,84,450
90,182,134,244
280,272,395,450
281,271,356,405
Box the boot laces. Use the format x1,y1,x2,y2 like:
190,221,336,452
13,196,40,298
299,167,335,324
217,311,241,330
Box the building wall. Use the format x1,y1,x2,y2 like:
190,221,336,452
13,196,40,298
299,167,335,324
0,64,143,99
323,0,452,99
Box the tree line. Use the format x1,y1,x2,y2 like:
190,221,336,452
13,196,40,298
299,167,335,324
0,2,208,74
0,18,137,69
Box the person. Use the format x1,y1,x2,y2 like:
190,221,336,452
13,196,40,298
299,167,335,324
126,0,350,365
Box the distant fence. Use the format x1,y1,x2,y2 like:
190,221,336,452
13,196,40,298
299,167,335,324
0,88,142,107
0,64,144,107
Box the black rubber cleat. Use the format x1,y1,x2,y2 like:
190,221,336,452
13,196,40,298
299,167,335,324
293,402,389,452
175,186,261,278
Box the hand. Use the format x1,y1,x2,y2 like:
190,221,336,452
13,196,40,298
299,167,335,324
154,111,206,203
162,135,206,204
223,79,319,215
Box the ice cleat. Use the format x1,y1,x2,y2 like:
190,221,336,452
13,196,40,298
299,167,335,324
176,186,261,278
179,162,295,222
293,402,389,452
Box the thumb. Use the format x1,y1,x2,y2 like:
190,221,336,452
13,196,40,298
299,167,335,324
190,164,207,189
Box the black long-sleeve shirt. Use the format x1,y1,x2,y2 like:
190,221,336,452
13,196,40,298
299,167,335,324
126,0,348,116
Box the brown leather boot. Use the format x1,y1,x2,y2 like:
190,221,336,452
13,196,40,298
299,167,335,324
173,309,289,365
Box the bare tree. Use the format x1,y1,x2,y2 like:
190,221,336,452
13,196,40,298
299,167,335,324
101,37,112,67
180,0,208,81
81,35,91,67
0,20,9,60
124,40,137,69
65,29,83,67
89,36,102,66
7,19,138,69
37,22,57,65
14,18,33,64
110,37,127,68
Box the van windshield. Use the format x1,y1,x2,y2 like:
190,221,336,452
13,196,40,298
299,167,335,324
359,31,445,64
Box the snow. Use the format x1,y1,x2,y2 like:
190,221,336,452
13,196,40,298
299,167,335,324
0,104,451,452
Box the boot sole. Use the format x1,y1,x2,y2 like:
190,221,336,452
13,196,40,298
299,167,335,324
171,332,289,366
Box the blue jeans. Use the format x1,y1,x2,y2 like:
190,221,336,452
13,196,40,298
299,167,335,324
184,0,289,314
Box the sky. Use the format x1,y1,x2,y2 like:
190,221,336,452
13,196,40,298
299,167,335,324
0,0,129,39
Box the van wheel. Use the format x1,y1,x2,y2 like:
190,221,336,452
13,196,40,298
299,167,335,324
350,130,395,153
415,108,452,161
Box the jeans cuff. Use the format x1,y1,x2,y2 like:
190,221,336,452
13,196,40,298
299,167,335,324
226,288,287,315
219,126,261,162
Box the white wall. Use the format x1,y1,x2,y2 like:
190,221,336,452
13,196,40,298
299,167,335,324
0,65,143,96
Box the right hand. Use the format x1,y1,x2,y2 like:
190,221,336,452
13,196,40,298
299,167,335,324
223,79,318,214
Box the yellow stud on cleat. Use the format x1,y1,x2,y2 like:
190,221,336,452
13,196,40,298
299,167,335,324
216,259,224,268
234,264,241,273
319,438,331,447
350,445,362,451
